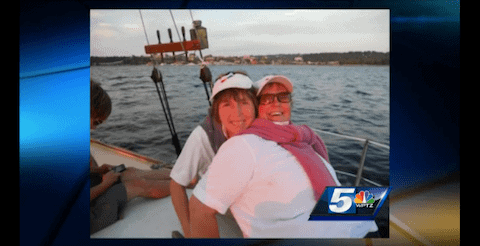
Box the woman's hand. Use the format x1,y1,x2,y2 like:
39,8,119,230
90,170,121,202
99,164,114,174
91,164,114,175
102,170,121,186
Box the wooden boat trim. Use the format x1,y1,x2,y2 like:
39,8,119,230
91,139,172,169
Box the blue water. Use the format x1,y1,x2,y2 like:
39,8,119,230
90,65,390,187
91,64,390,237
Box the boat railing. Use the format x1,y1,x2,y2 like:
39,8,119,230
311,128,389,187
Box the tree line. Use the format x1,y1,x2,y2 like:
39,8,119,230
91,51,389,65
269,51,389,65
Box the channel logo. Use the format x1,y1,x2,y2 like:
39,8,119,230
354,190,375,208
309,187,390,221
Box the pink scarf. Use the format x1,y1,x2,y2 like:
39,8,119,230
239,119,336,200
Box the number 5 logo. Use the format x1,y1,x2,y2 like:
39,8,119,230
328,188,356,214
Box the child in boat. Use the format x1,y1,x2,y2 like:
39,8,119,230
169,71,258,237
90,79,172,235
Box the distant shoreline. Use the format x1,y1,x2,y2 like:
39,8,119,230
91,51,390,66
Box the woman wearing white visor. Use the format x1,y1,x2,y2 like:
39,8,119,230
170,71,257,237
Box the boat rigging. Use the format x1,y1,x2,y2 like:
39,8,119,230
139,10,214,156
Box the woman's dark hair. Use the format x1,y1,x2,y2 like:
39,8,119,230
91,79,112,120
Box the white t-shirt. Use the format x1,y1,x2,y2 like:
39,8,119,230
170,126,215,186
193,134,378,238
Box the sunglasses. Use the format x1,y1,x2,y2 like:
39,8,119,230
258,92,292,105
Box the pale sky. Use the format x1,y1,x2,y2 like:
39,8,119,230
91,9,390,57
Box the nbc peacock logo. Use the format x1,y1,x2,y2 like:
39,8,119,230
354,190,375,208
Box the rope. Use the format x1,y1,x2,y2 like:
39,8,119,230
139,10,182,156
139,10,150,46
139,10,157,67
139,10,170,132
186,9,212,105
168,9,206,65
169,10,187,56
189,10,205,63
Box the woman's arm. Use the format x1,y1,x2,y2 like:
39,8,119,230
90,171,120,202
170,179,192,237
169,126,212,236
189,195,219,238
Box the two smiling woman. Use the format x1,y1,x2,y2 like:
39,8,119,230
171,72,378,238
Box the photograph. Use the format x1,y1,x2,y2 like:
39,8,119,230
89,9,390,239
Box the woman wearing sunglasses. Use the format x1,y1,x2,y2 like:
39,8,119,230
169,71,257,238
189,75,378,238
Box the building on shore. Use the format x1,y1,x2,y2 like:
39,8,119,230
294,56,304,65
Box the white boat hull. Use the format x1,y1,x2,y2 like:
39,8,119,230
90,139,243,238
